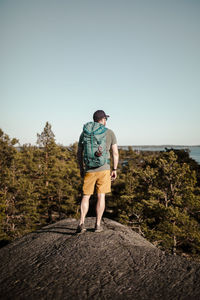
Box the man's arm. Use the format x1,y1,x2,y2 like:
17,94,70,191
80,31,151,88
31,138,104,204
77,133,84,178
111,143,119,181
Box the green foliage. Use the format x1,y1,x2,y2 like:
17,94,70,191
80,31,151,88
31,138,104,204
0,125,81,243
1,125,200,261
112,149,200,259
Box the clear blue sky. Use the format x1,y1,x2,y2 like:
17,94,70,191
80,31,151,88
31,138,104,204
1,0,200,146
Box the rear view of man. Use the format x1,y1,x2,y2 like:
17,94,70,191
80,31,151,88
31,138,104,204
77,110,119,233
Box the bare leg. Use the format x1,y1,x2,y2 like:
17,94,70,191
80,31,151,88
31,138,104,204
79,194,90,225
96,193,105,226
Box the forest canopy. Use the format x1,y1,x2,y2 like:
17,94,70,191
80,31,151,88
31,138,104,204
0,122,200,260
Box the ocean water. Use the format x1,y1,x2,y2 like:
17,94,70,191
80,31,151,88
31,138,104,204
120,146,200,165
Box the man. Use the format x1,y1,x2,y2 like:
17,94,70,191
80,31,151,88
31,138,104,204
77,110,119,233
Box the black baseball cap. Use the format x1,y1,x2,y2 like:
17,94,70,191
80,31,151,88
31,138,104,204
93,110,110,122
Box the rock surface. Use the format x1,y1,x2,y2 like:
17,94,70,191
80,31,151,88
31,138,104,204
0,217,200,300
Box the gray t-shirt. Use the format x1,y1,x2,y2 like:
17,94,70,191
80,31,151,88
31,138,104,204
78,128,117,173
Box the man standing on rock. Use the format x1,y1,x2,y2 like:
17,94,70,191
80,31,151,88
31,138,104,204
77,110,119,233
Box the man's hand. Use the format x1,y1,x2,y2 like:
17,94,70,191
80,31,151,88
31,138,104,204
111,170,117,181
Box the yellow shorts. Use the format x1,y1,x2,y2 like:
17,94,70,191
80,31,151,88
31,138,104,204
83,170,111,195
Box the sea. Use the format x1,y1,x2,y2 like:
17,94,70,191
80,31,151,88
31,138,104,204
120,146,200,165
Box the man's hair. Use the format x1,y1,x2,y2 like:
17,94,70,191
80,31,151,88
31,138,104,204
93,110,110,122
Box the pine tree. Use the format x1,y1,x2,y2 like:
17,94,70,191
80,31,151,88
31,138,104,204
36,122,81,223
0,129,19,241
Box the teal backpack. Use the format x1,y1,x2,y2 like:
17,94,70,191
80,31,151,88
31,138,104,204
82,122,108,168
